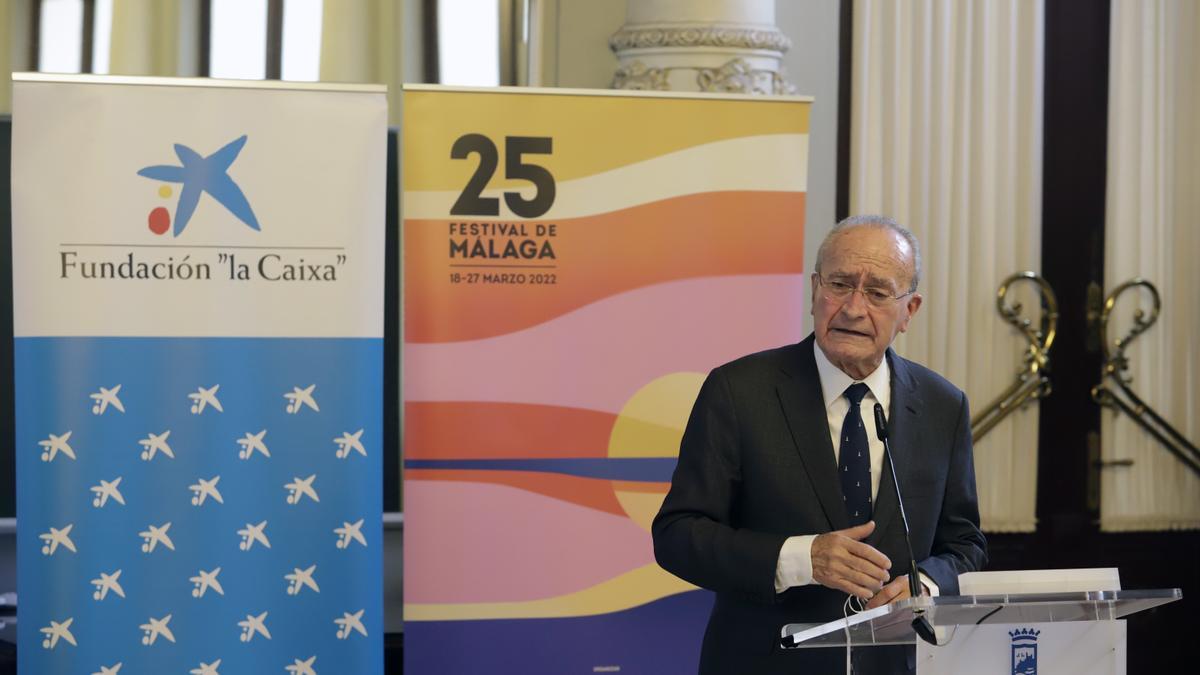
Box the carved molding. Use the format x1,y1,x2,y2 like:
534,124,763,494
609,26,792,54
695,57,797,95
612,58,797,96
611,61,671,90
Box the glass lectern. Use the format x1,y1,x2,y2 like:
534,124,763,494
780,588,1181,649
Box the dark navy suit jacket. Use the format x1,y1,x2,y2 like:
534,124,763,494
653,335,987,674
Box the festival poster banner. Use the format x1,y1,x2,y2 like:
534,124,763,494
402,85,811,673
11,74,386,674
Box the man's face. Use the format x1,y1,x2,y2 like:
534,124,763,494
811,226,923,380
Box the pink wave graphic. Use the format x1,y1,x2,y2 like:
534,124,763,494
404,274,805,413
405,480,654,604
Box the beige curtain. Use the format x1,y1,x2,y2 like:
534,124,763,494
1101,0,1200,531
849,0,1045,532
320,0,403,127
109,0,183,76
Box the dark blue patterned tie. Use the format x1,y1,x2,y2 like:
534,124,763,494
839,383,872,526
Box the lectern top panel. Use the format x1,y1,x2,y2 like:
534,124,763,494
780,588,1182,649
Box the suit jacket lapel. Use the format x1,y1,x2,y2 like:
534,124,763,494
867,348,923,549
777,337,849,532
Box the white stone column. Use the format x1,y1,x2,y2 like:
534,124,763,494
609,0,795,94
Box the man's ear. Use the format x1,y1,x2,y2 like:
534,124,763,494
898,293,922,332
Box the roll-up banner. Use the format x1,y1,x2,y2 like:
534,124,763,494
11,74,386,674
402,85,811,673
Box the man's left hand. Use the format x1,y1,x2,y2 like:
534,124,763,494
864,576,926,610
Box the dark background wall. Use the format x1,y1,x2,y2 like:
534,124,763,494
1,116,12,523
0,115,11,516
1,115,17,675
832,0,1197,669
1011,1,1197,669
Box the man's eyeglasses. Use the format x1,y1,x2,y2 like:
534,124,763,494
817,275,914,308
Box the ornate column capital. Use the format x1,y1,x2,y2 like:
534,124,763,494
609,1,796,95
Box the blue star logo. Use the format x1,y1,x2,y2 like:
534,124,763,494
138,135,261,236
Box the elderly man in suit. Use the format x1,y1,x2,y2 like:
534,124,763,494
653,215,987,674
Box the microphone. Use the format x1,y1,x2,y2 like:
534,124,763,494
874,402,937,646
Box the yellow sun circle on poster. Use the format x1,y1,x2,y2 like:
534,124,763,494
608,372,706,533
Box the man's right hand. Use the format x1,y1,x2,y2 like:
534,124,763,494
811,521,892,599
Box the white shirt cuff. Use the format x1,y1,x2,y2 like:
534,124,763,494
918,571,939,597
774,535,818,593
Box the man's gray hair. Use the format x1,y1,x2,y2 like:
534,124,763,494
814,214,922,292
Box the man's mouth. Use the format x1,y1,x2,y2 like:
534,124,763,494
831,327,871,339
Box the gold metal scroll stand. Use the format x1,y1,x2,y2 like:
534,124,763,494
1091,279,1200,477
971,272,1058,442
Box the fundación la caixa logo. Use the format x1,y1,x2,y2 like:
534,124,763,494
137,135,261,237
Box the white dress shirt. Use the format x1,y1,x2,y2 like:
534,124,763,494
774,345,938,597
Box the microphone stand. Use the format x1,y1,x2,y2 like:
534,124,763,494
874,403,937,646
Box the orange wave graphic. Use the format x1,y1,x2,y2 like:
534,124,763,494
404,190,805,343
405,401,617,459
407,469,630,517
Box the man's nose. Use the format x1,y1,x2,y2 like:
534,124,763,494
839,288,870,316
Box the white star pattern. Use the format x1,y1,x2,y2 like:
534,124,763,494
334,519,367,549
90,477,126,508
190,567,225,598
190,659,221,675
91,570,125,601
236,430,270,460
238,521,271,551
139,614,176,645
39,524,77,556
189,476,224,506
25,368,376,671
238,612,272,642
285,565,320,595
286,656,318,675
188,385,223,414
40,617,77,649
283,385,319,414
334,610,367,640
285,475,320,505
90,384,125,415
333,430,366,459
38,431,75,462
139,523,175,553
138,431,174,461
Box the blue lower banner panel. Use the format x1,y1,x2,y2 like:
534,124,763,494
15,337,383,674
405,590,713,674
